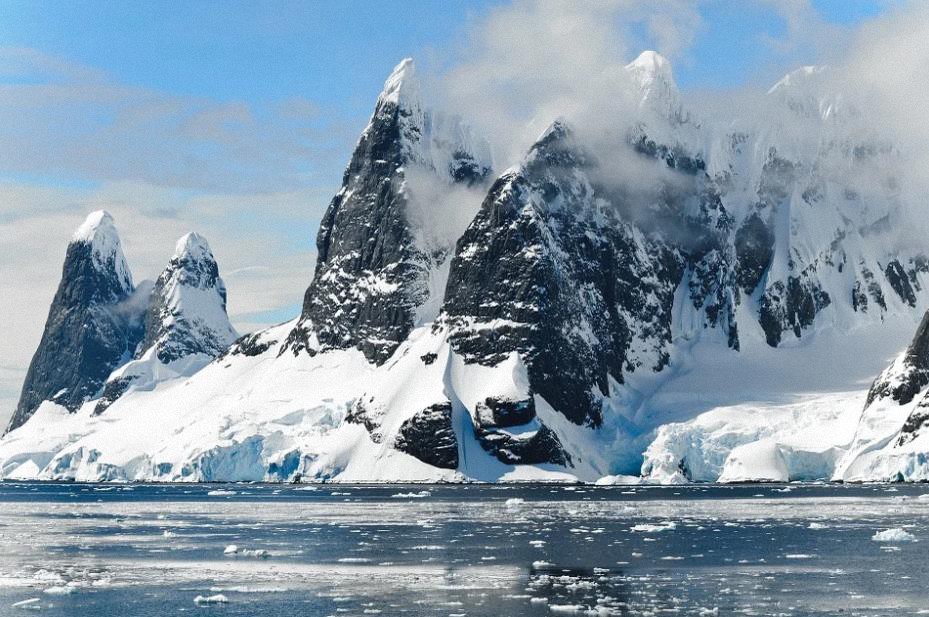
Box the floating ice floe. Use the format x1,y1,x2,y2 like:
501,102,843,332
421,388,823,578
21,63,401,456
871,528,916,543
223,545,270,559
548,605,585,614
194,594,229,605
206,490,236,496
390,491,430,498
593,475,643,485
630,521,677,533
43,585,76,595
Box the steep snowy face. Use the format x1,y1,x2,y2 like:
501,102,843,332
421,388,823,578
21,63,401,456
621,58,925,351
284,58,492,364
443,121,686,430
767,65,849,122
625,50,685,123
137,232,238,364
8,211,141,432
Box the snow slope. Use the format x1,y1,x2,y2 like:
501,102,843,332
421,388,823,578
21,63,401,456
0,320,585,482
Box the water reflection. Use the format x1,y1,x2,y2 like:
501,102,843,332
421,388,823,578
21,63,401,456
0,482,924,615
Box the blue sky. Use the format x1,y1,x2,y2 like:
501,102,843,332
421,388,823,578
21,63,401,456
0,0,905,415
0,0,894,197
0,0,890,110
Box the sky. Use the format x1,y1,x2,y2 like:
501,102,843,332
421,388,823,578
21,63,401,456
0,0,911,419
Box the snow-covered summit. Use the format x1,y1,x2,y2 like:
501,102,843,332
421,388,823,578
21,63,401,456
71,209,116,243
379,57,420,109
70,210,133,291
626,50,674,84
138,232,237,365
767,65,828,95
7,211,141,432
766,65,850,122
173,232,212,263
625,50,683,120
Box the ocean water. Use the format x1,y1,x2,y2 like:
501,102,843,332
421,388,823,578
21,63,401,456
0,482,926,616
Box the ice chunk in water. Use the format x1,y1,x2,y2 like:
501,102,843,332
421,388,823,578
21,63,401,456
871,528,917,543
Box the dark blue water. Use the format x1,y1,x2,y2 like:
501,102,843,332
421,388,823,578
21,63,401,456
0,482,926,616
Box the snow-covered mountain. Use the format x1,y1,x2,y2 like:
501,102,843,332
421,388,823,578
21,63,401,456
6,211,145,433
3,54,929,483
93,232,238,414
832,311,929,481
283,58,492,364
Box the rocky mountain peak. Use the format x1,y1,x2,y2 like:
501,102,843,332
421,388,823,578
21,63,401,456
627,50,673,81
282,58,492,364
7,212,142,433
137,232,237,365
91,231,238,414
767,65,849,121
164,232,224,292
70,209,133,296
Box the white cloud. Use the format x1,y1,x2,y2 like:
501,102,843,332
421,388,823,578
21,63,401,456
435,0,703,168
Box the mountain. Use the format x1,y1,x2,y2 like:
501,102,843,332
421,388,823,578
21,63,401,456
831,311,929,481
93,232,238,414
282,58,492,364
7,211,144,432
2,53,929,483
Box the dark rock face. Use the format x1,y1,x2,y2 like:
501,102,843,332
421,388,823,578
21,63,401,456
224,331,277,358
393,402,459,469
443,122,684,428
345,399,385,443
734,213,775,293
476,397,535,428
471,395,568,466
9,216,140,432
885,259,918,307
867,310,929,407
852,265,887,313
92,376,134,416
682,195,740,350
896,398,929,447
758,275,831,347
475,423,569,466
284,60,490,365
